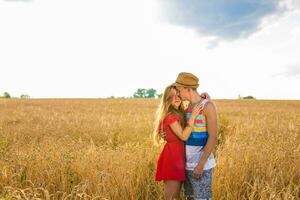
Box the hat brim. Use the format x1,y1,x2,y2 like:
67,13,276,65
171,82,183,87
172,82,199,89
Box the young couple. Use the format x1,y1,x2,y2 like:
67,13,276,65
154,72,218,200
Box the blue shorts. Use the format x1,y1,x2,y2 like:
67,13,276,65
184,169,213,200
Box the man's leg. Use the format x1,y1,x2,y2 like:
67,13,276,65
184,170,194,200
187,169,213,200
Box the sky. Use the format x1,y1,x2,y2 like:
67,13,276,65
0,0,299,99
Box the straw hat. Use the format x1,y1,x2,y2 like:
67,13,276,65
172,72,199,89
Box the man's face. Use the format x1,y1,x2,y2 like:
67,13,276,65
175,86,189,101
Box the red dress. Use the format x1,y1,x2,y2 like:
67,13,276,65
155,113,186,181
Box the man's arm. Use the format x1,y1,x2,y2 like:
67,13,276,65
199,101,218,165
192,101,218,178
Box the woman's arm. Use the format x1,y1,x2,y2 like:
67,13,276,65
169,104,202,141
169,121,193,141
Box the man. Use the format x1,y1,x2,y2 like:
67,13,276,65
173,72,218,200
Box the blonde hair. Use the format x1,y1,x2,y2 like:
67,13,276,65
153,85,185,145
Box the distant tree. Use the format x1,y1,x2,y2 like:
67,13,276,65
133,88,147,98
133,88,163,98
3,92,11,98
238,94,242,99
157,93,163,98
146,88,157,98
243,96,256,99
20,94,30,99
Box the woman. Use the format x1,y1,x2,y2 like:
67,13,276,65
153,85,202,200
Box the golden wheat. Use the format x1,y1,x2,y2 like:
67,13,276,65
0,99,299,199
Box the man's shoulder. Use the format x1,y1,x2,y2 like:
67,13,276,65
208,100,217,106
203,100,217,115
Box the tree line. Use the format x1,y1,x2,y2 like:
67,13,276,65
0,90,256,99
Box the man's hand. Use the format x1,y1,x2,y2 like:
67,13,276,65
192,163,205,179
159,131,167,141
200,92,211,100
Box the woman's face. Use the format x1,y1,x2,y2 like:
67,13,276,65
170,88,181,109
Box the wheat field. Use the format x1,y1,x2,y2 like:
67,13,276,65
0,99,299,200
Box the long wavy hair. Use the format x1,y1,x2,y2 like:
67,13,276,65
153,85,186,145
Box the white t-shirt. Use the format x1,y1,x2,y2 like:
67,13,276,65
185,145,216,170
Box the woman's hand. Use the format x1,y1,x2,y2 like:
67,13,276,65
189,104,202,125
192,103,202,117
200,92,211,100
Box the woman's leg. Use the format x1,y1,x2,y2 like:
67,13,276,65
164,180,182,200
